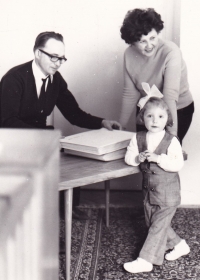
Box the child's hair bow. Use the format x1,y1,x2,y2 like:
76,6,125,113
137,82,163,110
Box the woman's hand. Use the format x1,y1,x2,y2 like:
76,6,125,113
166,127,177,137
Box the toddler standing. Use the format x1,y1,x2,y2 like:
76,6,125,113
123,90,190,274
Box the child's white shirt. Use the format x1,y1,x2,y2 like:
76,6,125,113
125,130,184,172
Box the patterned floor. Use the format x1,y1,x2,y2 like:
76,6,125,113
59,207,200,280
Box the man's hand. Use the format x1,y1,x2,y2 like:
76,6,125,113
144,150,159,163
101,120,122,131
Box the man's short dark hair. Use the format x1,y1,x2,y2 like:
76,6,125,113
120,8,164,45
33,31,64,52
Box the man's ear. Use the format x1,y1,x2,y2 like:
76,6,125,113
35,49,40,59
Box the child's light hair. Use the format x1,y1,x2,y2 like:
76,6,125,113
137,97,173,127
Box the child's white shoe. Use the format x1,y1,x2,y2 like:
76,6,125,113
165,239,190,261
123,257,153,273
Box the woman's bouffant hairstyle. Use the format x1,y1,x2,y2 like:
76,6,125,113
137,97,173,127
33,31,64,52
120,8,164,45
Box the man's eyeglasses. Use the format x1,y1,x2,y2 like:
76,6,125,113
39,49,67,63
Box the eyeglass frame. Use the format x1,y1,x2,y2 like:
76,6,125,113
39,49,67,63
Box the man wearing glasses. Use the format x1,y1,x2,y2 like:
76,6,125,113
0,31,121,220
0,31,120,131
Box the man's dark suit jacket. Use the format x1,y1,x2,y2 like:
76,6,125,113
0,60,103,129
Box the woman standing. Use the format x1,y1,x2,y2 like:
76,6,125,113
119,8,194,144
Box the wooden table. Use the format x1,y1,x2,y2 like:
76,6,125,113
59,152,140,280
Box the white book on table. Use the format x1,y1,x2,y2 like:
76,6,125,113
64,148,127,161
60,128,134,155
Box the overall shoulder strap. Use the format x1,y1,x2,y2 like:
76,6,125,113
136,131,147,153
154,131,174,155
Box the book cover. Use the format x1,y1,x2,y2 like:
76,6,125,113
64,148,127,161
60,128,134,155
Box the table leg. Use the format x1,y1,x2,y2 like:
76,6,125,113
105,180,110,227
64,188,73,280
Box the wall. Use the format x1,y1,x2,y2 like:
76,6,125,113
52,0,180,136
51,0,180,191
51,0,181,192
0,0,180,128
3,1,198,202
0,0,174,130
179,0,200,205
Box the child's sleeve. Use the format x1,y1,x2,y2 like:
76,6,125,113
157,137,184,172
125,133,140,166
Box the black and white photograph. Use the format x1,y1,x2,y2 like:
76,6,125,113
0,0,199,279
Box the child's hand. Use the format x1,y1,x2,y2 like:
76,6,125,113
144,150,159,163
138,152,147,163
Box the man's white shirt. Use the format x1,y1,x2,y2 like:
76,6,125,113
32,60,53,97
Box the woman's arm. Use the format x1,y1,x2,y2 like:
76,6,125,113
164,99,177,136
119,55,140,129
163,46,182,135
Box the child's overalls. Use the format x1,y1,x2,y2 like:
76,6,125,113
136,131,182,265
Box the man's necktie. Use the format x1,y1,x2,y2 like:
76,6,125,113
40,77,48,97
38,77,49,113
